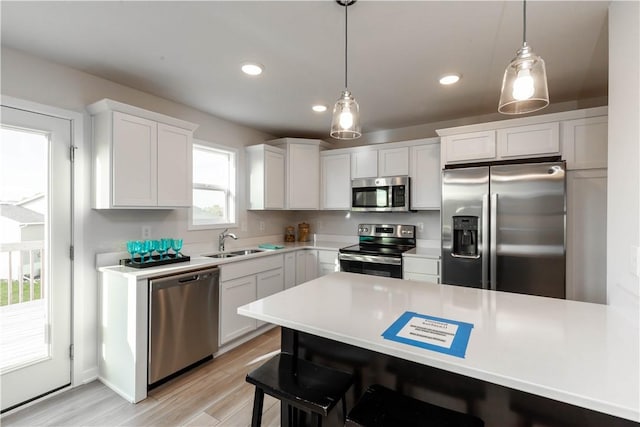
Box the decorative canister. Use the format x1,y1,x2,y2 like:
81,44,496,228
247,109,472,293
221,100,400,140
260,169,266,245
285,226,296,242
298,222,311,242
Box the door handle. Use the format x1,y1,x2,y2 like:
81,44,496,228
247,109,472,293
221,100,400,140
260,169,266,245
490,193,498,291
481,194,489,289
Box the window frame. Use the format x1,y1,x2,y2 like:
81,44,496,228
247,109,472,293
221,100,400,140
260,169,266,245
188,139,238,231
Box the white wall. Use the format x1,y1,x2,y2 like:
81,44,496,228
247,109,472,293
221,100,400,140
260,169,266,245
1,47,294,384
606,1,640,314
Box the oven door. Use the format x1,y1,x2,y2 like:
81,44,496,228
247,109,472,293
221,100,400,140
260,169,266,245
339,253,403,279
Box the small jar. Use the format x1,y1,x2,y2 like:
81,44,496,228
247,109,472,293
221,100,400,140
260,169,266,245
298,222,310,242
285,226,296,242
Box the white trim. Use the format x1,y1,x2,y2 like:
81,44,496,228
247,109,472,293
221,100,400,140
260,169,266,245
1,95,87,388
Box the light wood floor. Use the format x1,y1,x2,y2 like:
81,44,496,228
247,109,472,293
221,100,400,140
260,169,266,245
2,327,282,427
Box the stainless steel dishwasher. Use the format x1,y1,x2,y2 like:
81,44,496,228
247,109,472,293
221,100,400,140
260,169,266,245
148,267,219,387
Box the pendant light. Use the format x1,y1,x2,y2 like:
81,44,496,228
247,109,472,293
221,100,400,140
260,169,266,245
498,0,549,114
331,0,361,140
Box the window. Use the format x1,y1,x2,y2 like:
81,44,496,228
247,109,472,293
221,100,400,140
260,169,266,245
190,140,237,229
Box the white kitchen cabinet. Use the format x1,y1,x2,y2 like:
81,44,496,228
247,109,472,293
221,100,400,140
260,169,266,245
441,130,496,165
378,146,409,176
246,144,285,210
88,99,198,209
321,151,351,210
497,122,560,159
409,141,440,210
219,275,257,345
318,250,339,277
296,249,318,285
284,251,296,289
271,138,321,209
562,116,608,170
403,257,440,283
351,149,378,178
566,169,607,304
256,268,284,327
218,254,284,345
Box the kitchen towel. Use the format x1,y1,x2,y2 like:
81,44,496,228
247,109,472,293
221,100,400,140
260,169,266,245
258,243,285,250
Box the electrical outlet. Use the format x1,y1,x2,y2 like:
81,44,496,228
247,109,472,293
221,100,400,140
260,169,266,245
142,226,151,239
259,221,265,232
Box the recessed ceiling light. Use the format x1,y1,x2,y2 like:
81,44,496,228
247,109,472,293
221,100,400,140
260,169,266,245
439,73,461,85
312,105,327,113
241,63,263,76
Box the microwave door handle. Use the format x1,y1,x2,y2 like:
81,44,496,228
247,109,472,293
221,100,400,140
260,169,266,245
481,193,489,289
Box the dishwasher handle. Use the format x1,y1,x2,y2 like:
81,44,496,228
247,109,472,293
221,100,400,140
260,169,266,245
150,268,219,291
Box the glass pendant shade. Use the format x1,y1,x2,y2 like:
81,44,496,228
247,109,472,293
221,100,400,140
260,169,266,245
498,43,549,114
331,90,361,139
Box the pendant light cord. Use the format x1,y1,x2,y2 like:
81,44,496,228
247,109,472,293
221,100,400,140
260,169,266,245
522,0,527,45
344,1,348,89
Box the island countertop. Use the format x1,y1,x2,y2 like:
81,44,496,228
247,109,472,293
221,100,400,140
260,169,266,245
238,272,640,422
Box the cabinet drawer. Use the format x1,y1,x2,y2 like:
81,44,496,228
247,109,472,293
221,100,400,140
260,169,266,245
404,272,439,284
220,254,283,282
403,257,439,275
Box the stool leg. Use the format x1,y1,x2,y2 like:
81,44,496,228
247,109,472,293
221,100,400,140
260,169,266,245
312,412,322,427
341,395,347,423
251,387,264,427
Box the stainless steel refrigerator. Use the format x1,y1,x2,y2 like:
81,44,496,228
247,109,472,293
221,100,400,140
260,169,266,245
441,161,566,298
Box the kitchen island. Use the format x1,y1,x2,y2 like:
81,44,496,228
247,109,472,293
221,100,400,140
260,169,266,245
238,272,639,426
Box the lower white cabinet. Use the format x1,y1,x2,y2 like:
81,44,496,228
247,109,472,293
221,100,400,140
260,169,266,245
219,275,257,345
295,249,318,285
218,255,284,345
284,251,296,289
318,250,339,277
566,169,607,304
403,257,440,283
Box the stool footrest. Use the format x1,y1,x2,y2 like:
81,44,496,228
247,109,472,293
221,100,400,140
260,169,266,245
346,384,484,427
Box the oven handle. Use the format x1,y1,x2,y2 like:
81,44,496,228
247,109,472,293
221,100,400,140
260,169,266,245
338,253,402,266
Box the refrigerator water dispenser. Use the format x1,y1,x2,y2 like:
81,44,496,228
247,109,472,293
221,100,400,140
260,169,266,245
452,216,478,257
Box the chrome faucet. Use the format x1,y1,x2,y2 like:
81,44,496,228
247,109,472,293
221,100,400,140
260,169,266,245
218,228,237,252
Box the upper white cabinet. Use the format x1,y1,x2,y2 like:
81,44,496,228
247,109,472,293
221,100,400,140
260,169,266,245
378,146,409,176
271,138,321,210
321,151,351,210
88,99,198,209
246,144,285,210
562,116,608,170
409,140,441,210
351,149,378,178
437,106,607,168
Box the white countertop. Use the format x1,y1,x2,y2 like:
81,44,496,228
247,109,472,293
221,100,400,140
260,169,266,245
403,247,441,259
98,240,350,279
238,272,640,422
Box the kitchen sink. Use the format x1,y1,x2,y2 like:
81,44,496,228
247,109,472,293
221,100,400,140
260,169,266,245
204,249,264,259
205,253,238,258
229,249,264,256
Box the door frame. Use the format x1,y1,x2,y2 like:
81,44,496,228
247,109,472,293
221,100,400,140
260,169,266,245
1,95,85,391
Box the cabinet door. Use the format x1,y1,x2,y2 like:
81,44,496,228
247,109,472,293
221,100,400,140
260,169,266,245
157,123,192,207
288,143,319,209
566,169,607,304
562,116,608,170
410,144,441,210
321,153,351,209
265,149,285,209
295,250,306,285
256,268,284,327
219,276,257,345
442,131,496,165
318,250,339,277
351,150,378,178
305,250,318,281
112,112,157,206
284,252,296,289
378,147,409,176
497,122,560,159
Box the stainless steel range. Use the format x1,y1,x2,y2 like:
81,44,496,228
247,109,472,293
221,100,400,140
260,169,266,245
339,224,416,278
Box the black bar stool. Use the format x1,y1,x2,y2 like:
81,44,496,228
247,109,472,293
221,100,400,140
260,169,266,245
246,352,354,427
346,384,485,427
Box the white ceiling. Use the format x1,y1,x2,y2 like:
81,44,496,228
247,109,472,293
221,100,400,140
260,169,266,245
1,1,609,139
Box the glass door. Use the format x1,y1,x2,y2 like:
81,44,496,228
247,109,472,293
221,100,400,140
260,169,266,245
0,105,72,412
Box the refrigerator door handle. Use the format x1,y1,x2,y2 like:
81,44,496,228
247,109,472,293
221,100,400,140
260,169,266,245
481,193,489,288
490,193,498,291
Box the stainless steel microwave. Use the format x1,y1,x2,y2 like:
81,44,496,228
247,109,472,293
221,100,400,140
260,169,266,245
351,176,410,212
